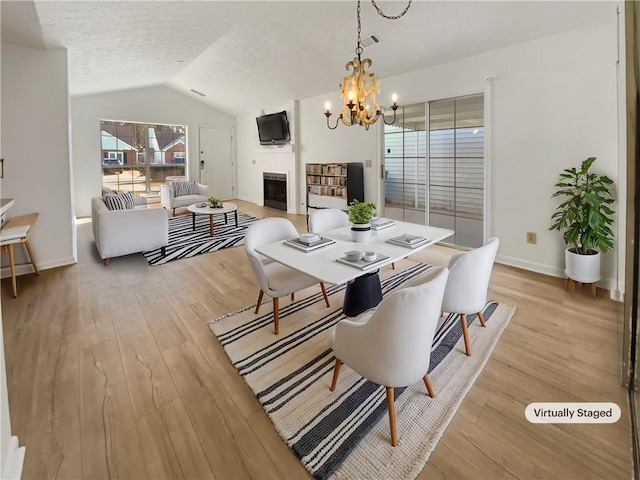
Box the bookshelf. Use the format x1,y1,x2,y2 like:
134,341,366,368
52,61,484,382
306,162,364,213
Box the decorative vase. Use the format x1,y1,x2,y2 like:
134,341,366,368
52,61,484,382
564,248,601,283
350,223,371,242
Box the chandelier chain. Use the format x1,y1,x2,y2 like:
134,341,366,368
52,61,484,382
370,0,412,20
355,0,363,56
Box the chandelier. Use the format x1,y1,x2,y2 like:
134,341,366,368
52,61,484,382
324,0,412,130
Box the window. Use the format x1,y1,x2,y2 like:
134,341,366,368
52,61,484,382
100,121,187,195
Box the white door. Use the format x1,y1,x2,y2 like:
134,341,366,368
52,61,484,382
199,127,233,199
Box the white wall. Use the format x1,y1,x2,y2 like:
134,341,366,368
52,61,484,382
236,100,299,213
1,43,76,273
298,20,622,291
71,85,236,217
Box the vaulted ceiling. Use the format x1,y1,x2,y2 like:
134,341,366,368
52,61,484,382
1,1,613,115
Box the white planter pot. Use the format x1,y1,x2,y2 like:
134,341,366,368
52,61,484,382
350,223,371,242
565,248,601,283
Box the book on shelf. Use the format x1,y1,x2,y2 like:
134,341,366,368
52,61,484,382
283,236,335,252
386,234,430,249
370,217,396,231
336,252,390,271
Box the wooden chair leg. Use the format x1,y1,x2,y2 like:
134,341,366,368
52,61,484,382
460,314,471,356
423,374,435,398
320,283,330,308
273,297,280,335
254,290,264,314
386,387,398,446
330,359,342,391
477,310,486,327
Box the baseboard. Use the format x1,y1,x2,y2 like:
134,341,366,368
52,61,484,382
1,436,25,480
496,254,619,300
0,255,76,279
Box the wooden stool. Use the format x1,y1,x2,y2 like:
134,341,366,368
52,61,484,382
565,277,597,300
1,213,40,298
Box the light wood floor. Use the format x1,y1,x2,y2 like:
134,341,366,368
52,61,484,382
1,200,632,479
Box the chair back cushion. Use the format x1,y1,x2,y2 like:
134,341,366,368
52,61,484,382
442,237,499,315
170,181,198,197
333,267,448,387
308,209,349,234
244,218,299,292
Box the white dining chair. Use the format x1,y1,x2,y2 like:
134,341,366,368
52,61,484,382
327,267,449,446
441,237,499,356
308,208,349,234
245,217,330,335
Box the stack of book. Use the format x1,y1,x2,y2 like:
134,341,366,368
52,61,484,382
370,217,396,231
0,225,29,243
387,234,430,249
283,236,335,252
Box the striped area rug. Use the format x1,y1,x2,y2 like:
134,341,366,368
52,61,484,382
143,212,259,266
209,262,516,480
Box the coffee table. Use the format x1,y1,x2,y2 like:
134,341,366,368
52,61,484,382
187,202,238,236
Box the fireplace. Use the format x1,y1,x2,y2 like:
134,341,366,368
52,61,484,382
263,172,287,211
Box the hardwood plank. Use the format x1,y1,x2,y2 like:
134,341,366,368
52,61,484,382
80,338,148,479
163,340,281,480
136,398,214,479
111,303,180,419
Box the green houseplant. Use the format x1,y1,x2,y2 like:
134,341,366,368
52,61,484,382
549,156,615,285
207,196,222,208
348,199,376,242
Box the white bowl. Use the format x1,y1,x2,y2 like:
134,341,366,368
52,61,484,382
363,251,377,262
300,233,321,243
344,250,363,262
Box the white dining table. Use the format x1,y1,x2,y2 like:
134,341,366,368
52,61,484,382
255,220,454,316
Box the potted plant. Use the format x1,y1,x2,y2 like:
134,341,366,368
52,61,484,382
549,156,615,285
207,196,222,208
348,199,376,242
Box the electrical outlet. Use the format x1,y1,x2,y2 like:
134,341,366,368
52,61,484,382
365,160,372,168
526,232,537,244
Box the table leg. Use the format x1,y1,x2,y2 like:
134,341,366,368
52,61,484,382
234,209,238,228
192,213,196,231
343,270,383,317
209,215,214,236
224,212,228,224
24,239,39,275
6,244,17,298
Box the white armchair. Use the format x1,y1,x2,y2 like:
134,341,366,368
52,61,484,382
441,237,499,356
328,267,449,446
245,217,330,335
91,196,168,265
308,208,349,233
160,180,208,216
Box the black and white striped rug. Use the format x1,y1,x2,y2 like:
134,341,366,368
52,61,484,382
143,212,259,266
209,262,516,480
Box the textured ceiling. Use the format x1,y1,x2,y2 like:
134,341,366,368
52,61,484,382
1,1,614,115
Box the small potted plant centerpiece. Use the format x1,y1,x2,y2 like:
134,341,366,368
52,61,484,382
549,156,615,290
207,196,222,208
348,199,376,242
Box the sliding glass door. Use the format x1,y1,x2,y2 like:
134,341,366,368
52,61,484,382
428,94,485,248
382,94,485,248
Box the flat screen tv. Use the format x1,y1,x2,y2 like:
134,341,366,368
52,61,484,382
256,111,291,145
